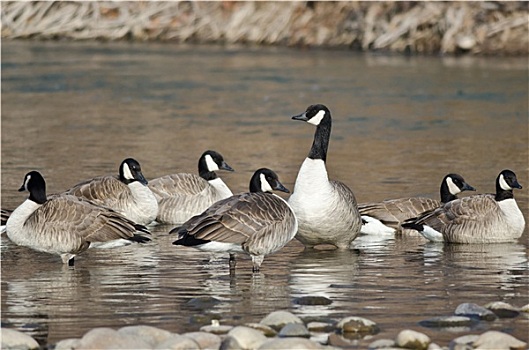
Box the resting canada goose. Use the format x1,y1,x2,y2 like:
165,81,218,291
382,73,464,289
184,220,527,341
359,173,476,235
287,104,362,249
402,169,525,243
6,171,150,266
149,150,234,224
63,158,158,226
172,168,297,272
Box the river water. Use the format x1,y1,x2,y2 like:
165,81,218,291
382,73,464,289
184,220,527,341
1,41,528,347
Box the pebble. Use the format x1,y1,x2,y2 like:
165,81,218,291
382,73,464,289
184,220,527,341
200,320,234,335
117,325,173,347
1,328,40,350
154,335,200,349
243,323,277,337
307,321,335,333
75,327,152,349
520,304,529,313
183,332,222,349
454,303,497,321
472,330,527,350
258,337,325,349
368,338,395,349
484,301,520,318
225,326,267,349
395,329,431,350
259,310,303,330
278,323,310,338
449,334,479,350
336,316,379,334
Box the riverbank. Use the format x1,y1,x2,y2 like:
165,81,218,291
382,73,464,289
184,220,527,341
1,1,528,55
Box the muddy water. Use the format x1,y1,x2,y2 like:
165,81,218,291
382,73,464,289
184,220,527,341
1,41,528,347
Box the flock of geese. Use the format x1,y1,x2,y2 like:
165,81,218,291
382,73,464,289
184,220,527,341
1,104,526,271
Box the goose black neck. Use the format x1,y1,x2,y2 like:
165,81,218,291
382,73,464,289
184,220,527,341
199,170,218,181
29,184,47,204
308,117,331,162
440,182,457,203
198,157,218,181
495,183,514,201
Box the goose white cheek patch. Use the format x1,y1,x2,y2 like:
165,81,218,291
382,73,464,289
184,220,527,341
122,163,134,180
499,174,512,191
260,173,273,192
205,154,219,171
446,177,461,195
307,110,325,126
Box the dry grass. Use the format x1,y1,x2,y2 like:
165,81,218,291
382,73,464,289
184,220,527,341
1,1,527,55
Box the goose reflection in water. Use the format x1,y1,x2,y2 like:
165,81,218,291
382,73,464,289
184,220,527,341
288,248,360,317
422,242,528,291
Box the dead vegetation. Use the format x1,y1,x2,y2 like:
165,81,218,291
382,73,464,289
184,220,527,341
1,1,527,55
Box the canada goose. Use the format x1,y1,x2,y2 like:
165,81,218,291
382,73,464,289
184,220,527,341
6,171,150,266
63,158,158,226
402,169,525,243
149,150,234,225
172,168,297,272
359,173,476,235
287,104,362,249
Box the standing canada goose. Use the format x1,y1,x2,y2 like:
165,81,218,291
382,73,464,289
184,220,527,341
172,168,297,272
63,158,158,226
402,169,525,243
6,171,150,266
359,173,476,235
287,104,362,249
149,150,234,225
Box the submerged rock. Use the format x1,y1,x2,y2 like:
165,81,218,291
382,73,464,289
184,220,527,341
395,329,431,350
418,315,476,328
454,303,497,321
484,301,520,318
1,328,40,350
293,296,333,306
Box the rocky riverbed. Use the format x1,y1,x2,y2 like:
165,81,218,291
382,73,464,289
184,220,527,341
2,301,527,349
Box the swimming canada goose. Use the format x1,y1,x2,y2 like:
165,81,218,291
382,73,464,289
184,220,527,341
172,168,297,272
287,104,362,249
6,171,150,266
63,158,158,226
402,169,525,243
149,150,234,225
359,173,476,235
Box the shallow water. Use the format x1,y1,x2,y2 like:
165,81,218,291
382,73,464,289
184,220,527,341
1,41,528,347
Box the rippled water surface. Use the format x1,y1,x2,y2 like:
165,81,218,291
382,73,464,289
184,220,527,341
2,41,528,347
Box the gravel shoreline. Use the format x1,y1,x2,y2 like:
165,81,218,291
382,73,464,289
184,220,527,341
2,301,527,349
